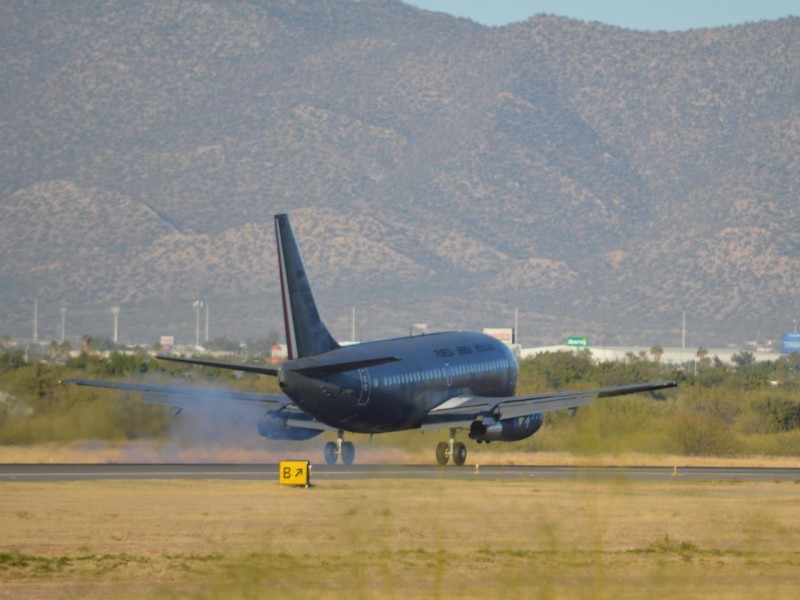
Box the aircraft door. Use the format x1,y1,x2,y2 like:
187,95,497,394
357,368,371,406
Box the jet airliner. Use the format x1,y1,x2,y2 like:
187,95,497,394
66,214,676,465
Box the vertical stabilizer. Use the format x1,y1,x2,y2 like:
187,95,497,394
275,214,340,359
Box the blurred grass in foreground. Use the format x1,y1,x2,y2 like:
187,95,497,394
1,478,799,599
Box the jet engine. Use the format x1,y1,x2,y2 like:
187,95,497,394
257,414,323,441
468,414,543,443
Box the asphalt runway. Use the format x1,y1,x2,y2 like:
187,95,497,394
1,463,799,482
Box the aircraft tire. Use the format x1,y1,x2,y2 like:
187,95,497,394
324,441,338,465
453,442,467,466
435,441,449,466
341,441,355,465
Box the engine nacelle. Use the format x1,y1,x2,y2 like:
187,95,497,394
469,414,543,443
257,415,324,441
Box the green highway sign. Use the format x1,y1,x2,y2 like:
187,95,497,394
567,336,589,347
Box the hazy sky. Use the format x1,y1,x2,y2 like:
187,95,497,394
402,0,798,31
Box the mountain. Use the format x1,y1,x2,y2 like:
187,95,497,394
1,0,798,348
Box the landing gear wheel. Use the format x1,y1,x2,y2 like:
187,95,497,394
453,442,467,466
341,441,355,465
435,441,449,466
324,441,338,465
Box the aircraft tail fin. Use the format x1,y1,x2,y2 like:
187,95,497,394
275,214,340,359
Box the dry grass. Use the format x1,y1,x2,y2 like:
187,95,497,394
1,476,799,598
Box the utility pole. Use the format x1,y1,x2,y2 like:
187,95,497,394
514,307,519,345
111,305,120,344
205,303,210,343
682,311,686,351
193,300,204,349
59,306,66,343
33,298,38,344
351,307,356,342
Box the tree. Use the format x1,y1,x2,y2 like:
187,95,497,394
205,336,241,353
731,350,755,368
774,353,800,385
650,345,664,362
696,347,709,366
88,337,117,352
59,341,72,358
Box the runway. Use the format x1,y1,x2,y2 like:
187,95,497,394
2,463,799,482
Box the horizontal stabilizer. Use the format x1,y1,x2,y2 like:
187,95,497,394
62,377,334,432
292,356,401,378
156,355,279,376
154,354,400,378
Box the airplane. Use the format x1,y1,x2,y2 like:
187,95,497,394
65,213,677,465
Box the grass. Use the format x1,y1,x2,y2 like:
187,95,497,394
1,477,799,598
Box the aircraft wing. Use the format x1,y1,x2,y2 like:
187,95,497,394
420,380,677,431
62,378,334,431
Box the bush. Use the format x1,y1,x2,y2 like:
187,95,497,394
668,408,740,456
754,396,800,433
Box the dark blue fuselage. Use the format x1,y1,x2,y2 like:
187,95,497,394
278,331,517,433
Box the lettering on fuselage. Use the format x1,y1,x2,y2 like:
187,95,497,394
377,352,514,393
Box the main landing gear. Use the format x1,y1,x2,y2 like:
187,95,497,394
324,430,355,465
435,429,467,466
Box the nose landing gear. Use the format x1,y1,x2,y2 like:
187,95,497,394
324,430,355,465
435,429,467,466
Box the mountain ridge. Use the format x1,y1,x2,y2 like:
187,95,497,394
1,1,798,347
